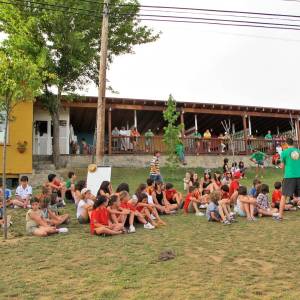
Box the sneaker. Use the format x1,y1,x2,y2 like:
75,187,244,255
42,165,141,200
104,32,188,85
229,217,237,223
272,212,280,217
14,205,21,209
195,212,204,217
273,215,283,221
144,223,155,230
150,214,156,220
251,217,258,221
229,212,236,217
62,200,66,206
128,225,136,233
199,204,208,209
58,227,69,233
223,220,231,225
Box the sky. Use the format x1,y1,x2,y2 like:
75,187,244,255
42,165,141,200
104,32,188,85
86,0,300,110
1,0,300,110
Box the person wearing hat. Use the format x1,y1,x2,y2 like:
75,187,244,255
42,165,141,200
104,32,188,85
77,188,94,224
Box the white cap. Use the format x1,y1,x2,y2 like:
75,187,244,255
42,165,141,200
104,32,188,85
81,188,91,195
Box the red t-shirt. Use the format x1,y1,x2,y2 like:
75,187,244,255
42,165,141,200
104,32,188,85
165,189,177,201
120,201,136,212
90,207,109,234
272,190,282,203
221,191,230,200
183,193,192,213
229,180,239,197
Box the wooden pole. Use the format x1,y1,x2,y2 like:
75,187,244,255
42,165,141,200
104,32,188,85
243,115,248,154
194,114,198,132
96,0,110,164
180,109,185,137
108,107,112,155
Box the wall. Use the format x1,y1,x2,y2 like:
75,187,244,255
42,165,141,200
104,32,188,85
58,154,273,169
33,106,70,155
0,102,33,176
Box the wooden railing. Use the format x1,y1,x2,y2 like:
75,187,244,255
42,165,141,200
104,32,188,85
110,136,296,155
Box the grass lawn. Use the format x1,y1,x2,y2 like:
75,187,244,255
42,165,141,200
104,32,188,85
2,167,300,300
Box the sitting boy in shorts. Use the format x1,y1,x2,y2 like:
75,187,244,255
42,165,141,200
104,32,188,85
183,186,204,216
12,176,32,208
165,183,182,208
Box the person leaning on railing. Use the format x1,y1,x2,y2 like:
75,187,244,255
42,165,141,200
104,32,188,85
145,129,154,153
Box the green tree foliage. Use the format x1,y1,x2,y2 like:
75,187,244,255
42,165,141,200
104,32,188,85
0,45,43,238
163,95,183,168
0,0,159,168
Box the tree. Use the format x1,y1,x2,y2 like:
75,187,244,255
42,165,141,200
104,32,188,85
0,48,42,239
163,95,183,168
0,1,159,168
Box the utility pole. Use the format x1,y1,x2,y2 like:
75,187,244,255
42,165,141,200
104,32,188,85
96,0,110,164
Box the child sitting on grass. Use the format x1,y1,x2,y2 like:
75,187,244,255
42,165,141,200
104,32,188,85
107,194,132,230
206,191,231,225
97,181,113,198
12,176,32,208
235,186,257,221
26,198,59,237
183,186,204,216
256,184,279,218
76,188,94,224
134,192,166,227
65,171,77,202
40,198,70,227
47,174,66,205
248,179,261,198
90,196,124,236
165,183,182,208
151,182,177,214
183,172,192,191
218,185,236,222
119,191,154,231
271,181,296,211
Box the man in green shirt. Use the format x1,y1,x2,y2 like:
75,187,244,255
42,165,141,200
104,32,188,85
277,138,300,220
145,129,154,152
265,130,273,151
250,149,267,178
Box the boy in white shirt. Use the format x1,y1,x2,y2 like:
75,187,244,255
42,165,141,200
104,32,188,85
12,176,32,208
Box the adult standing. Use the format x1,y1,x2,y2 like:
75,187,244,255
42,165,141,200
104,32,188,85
250,149,267,178
149,151,163,182
203,129,211,153
112,127,120,151
145,129,154,153
277,138,300,221
265,130,273,152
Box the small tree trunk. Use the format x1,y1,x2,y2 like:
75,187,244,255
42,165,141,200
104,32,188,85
2,109,9,239
51,91,61,169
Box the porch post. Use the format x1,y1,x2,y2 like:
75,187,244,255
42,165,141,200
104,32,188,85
194,114,198,132
243,114,249,154
248,115,252,136
108,106,112,155
180,109,185,137
134,110,137,128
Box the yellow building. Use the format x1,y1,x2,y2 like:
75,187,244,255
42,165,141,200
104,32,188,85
0,101,33,178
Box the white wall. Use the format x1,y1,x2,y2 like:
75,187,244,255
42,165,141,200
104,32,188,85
33,107,70,155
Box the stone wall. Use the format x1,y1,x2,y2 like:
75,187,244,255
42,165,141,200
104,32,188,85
56,154,273,169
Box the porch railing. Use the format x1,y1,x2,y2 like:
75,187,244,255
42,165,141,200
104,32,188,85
110,136,295,155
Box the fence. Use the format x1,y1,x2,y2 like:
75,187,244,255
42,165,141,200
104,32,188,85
110,136,294,155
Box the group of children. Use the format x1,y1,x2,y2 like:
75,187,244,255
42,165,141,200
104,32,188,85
1,158,299,236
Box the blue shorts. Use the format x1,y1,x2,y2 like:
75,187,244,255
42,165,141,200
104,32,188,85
150,174,163,183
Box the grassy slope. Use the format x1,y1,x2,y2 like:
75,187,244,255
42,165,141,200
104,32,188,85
2,167,300,300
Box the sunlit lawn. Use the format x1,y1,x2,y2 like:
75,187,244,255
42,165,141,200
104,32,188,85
2,167,300,299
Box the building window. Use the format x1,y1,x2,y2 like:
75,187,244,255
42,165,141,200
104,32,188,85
0,112,8,144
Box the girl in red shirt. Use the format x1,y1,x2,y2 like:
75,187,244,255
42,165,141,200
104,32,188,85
165,183,182,207
271,182,296,211
90,196,123,236
133,193,166,227
119,191,154,231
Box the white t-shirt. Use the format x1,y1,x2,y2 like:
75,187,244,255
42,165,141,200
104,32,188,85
76,199,93,218
15,185,32,199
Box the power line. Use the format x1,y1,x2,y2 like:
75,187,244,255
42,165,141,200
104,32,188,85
2,0,300,32
127,13,300,29
135,17,300,31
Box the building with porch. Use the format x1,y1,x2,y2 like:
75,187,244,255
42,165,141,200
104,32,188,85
33,97,300,167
